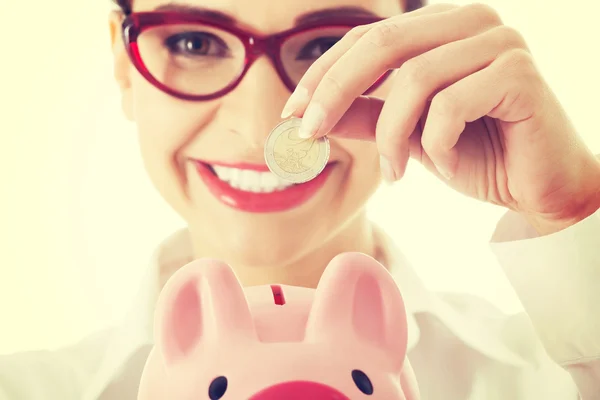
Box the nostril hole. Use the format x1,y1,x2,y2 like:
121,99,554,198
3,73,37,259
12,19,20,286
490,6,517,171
270,285,286,305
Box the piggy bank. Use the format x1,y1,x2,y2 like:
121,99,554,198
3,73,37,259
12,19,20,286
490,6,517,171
138,252,419,399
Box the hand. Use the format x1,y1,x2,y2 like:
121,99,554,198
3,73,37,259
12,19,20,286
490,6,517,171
282,3,600,234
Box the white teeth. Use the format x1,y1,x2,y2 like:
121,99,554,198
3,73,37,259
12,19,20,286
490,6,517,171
211,165,295,193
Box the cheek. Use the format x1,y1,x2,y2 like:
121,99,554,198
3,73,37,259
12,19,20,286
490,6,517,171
132,75,206,149
340,140,382,205
129,74,219,214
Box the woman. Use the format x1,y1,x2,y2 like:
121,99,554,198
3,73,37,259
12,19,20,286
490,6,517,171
1,0,599,398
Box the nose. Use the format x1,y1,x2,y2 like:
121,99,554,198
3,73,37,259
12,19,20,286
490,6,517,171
221,57,290,150
249,381,350,400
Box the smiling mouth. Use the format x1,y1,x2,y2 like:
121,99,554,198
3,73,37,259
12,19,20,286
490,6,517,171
203,162,298,193
192,160,336,213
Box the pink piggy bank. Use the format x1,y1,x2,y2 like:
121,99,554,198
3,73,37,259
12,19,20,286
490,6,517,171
138,252,420,399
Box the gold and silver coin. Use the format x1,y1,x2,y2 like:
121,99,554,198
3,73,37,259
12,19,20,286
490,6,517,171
264,118,330,184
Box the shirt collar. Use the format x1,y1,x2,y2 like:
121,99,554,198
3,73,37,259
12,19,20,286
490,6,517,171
85,225,532,399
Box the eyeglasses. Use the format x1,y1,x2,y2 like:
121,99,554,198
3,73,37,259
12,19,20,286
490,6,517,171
121,12,391,101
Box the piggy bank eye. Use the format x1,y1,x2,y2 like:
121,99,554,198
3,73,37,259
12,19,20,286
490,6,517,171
208,376,228,400
351,369,373,395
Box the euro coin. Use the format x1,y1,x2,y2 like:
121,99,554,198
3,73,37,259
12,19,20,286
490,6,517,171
264,118,330,184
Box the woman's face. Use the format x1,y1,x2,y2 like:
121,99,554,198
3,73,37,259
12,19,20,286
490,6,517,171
110,0,402,268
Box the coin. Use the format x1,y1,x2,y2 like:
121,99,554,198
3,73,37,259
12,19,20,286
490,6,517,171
264,118,330,184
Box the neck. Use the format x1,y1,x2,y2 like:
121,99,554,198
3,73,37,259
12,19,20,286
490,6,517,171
175,211,376,290
237,212,377,288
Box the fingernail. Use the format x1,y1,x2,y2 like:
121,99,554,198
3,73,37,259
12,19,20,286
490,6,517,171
435,164,453,180
380,155,397,183
281,86,310,119
299,103,326,138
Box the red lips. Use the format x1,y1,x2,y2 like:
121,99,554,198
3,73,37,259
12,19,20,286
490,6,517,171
193,161,334,213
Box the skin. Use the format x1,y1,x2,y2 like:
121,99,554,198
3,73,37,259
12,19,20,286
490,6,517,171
109,0,402,288
109,0,600,290
283,3,600,233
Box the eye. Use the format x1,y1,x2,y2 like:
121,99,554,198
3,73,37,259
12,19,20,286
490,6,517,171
352,369,373,395
208,376,228,400
296,36,342,60
165,32,230,57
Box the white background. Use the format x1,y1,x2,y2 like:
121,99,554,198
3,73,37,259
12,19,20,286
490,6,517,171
1,0,599,354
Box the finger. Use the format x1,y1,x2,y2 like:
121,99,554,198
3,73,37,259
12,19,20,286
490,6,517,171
296,3,504,139
279,23,377,119
320,95,422,141
323,96,382,141
280,3,460,118
421,48,541,179
377,24,528,180
318,95,423,181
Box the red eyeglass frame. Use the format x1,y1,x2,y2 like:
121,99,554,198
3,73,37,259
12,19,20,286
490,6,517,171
121,12,391,101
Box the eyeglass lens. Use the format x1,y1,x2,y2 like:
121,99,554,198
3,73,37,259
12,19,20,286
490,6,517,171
136,23,352,96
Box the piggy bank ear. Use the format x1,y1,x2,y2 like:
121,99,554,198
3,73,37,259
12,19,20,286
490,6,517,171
305,252,408,370
154,258,257,364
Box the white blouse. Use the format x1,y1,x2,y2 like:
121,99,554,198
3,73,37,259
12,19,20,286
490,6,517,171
1,207,599,400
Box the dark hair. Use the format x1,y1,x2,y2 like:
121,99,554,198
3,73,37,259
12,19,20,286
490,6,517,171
112,0,425,15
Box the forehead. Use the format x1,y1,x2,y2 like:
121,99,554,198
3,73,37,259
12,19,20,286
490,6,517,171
134,0,402,32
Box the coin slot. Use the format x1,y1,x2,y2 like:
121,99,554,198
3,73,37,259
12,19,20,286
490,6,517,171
270,285,286,305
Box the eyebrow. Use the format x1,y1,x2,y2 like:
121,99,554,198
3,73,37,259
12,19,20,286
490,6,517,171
154,3,236,24
154,3,379,27
295,6,380,25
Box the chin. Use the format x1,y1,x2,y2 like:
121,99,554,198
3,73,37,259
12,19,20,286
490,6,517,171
183,160,346,268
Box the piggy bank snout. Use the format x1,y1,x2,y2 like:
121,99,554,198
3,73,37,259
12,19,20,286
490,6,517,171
249,381,350,400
